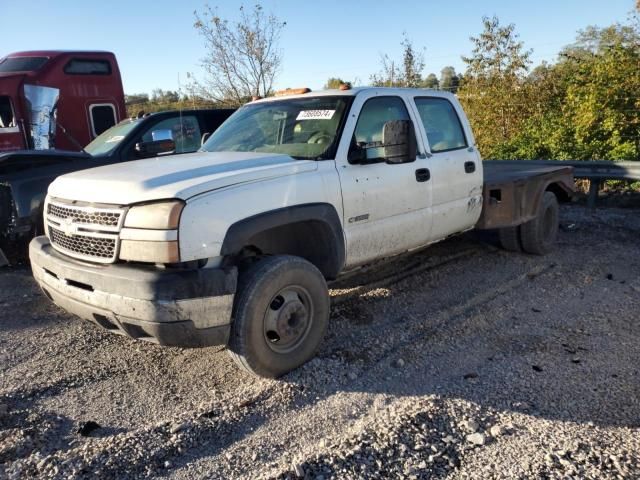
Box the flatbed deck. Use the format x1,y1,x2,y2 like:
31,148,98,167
476,160,574,230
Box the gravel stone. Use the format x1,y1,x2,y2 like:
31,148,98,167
1,205,639,479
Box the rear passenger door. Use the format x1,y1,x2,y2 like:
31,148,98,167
411,96,483,240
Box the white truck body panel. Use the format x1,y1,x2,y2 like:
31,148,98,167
179,161,343,262
48,151,317,204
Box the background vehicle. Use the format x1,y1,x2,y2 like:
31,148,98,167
0,50,126,152
0,108,235,266
29,87,573,377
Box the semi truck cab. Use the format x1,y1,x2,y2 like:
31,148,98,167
0,50,125,153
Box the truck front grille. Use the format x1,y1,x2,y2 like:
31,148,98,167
45,198,125,263
47,203,121,228
49,226,117,260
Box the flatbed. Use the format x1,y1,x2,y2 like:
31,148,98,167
477,160,574,230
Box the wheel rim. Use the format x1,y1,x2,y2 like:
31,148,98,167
263,285,314,354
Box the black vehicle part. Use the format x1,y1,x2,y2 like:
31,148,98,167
520,191,559,255
228,255,330,378
221,203,345,279
498,225,522,252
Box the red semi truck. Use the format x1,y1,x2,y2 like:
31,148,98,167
0,50,126,152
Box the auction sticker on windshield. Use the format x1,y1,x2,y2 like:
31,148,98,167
296,110,335,120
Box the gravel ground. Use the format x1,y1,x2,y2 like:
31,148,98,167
1,203,639,479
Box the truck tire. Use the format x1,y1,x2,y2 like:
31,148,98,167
228,255,330,378
498,226,522,252
520,191,559,255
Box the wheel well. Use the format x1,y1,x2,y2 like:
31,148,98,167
546,182,572,203
242,220,341,279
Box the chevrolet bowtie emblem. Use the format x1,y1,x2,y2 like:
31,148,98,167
62,217,78,236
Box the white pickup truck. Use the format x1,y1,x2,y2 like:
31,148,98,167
29,87,574,377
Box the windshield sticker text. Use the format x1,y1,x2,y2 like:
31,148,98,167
296,110,335,121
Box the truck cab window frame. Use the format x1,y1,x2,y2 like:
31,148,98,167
140,115,203,155
89,103,117,137
414,97,468,153
349,96,416,165
0,96,19,132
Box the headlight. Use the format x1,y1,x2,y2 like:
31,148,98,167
124,200,184,229
120,200,184,263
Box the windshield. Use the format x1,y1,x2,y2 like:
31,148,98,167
0,57,49,73
202,96,352,160
84,120,139,156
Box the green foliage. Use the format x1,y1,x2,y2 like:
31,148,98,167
423,73,439,89
459,16,639,162
439,66,459,92
496,22,640,161
371,34,425,87
458,16,533,157
324,78,352,90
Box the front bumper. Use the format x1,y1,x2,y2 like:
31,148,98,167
29,236,237,347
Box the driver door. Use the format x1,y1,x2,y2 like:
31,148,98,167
336,93,433,267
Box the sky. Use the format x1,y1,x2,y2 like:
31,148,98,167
2,0,636,94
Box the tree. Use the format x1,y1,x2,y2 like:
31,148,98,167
458,16,533,157
324,77,351,89
190,3,285,106
439,66,459,92
492,20,640,161
370,34,425,87
124,93,149,105
423,73,439,89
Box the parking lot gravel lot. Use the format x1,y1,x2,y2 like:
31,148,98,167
1,203,639,479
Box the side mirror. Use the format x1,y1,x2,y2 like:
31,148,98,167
382,120,417,164
151,129,173,141
201,132,211,146
135,139,176,157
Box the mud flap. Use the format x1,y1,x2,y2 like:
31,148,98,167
0,247,8,267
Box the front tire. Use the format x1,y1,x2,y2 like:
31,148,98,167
227,255,330,378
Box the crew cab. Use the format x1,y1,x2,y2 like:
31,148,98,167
29,87,574,377
0,108,234,265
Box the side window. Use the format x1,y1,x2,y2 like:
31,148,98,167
350,96,413,163
414,97,467,153
141,116,202,154
90,104,117,137
0,96,17,130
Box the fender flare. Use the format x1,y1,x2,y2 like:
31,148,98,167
221,203,345,278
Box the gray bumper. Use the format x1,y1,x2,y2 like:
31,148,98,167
29,236,237,347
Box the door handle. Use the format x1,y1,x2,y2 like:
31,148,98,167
415,168,430,182
464,161,476,173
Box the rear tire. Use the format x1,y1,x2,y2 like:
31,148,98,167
228,255,330,378
520,191,559,255
498,226,522,252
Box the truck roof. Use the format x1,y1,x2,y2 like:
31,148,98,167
3,50,115,57
252,86,456,104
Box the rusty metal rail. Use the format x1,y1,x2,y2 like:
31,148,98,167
485,160,640,207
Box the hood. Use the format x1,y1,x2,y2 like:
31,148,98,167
0,149,91,176
48,151,318,204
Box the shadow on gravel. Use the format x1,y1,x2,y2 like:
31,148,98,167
2,206,639,478
284,220,640,430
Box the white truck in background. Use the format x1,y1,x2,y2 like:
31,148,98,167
29,87,574,377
